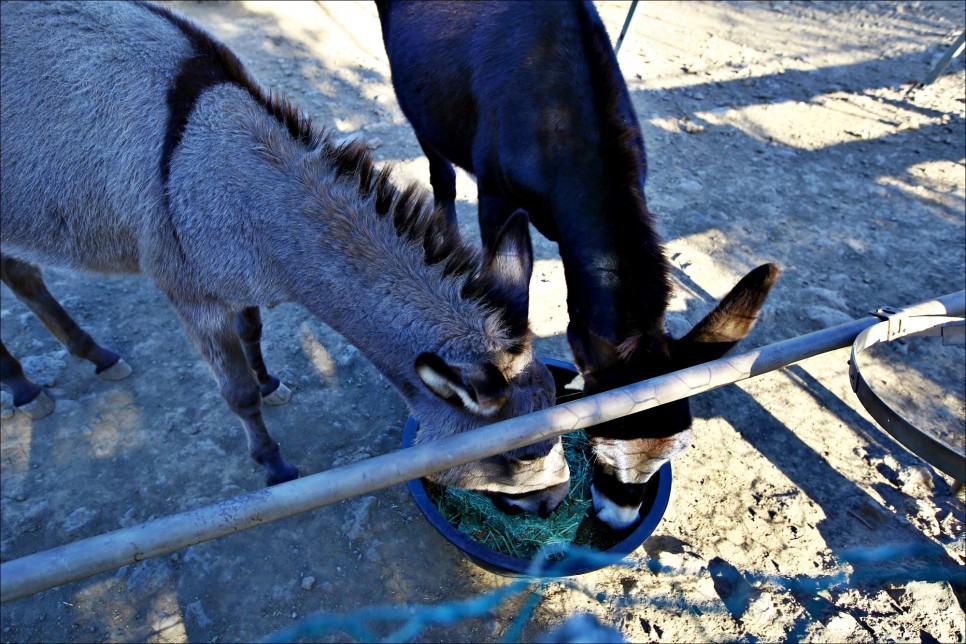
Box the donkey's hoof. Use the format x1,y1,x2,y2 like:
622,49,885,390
97,358,133,381
18,390,55,419
262,382,292,406
266,463,300,486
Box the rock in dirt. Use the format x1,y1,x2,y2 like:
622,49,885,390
801,286,849,310
342,496,376,541
806,305,854,328
19,352,67,387
680,118,706,133
745,592,779,624
336,345,358,367
300,576,316,590
186,600,213,627
63,507,97,535
898,465,934,495
823,612,862,641
363,540,381,562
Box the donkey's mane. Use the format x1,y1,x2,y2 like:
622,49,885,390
321,138,530,354
138,0,528,354
575,1,673,355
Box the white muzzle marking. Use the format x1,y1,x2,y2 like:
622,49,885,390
591,483,642,531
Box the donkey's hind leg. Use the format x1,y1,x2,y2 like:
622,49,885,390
0,340,54,418
235,307,291,406
0,255,132,381
176,301,298,485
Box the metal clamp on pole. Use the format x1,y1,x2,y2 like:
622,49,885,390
849,313,965,482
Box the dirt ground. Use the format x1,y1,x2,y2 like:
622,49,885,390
2,1,964,642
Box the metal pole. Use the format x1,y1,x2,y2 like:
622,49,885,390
2,291,962,603
614,0,638,56
907,30,965,94
921,31,966,86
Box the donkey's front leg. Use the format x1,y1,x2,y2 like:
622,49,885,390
416,135,458,227
235,307,291,406
475,173,522,253
175,302,299,485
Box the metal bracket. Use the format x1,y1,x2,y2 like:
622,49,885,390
869,306,905,340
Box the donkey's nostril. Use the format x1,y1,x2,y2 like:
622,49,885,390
489,493,526,515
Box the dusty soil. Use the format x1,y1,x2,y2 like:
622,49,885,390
2,1,964,642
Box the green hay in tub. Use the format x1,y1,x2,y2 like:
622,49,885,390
427,430,625,559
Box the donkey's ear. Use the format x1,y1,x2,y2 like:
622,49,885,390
672,263,780,368
486,210,534,319
414,353,509,416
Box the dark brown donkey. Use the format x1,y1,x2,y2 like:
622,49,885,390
377,0,779,529
0,1,571,515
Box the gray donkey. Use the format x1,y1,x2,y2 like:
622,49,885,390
0,1,570,515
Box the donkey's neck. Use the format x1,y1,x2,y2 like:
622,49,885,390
174,86,512,402
566,0,672,345
281,158,507,401
290,199,499,395
551,163,670,346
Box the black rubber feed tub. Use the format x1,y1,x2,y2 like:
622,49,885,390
402,358,672,576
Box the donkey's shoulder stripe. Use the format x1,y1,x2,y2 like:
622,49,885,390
136,0,317,186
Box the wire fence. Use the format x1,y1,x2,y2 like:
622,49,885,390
263,541,964,643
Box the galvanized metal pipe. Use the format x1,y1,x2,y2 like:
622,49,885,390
920,30,966,87
614,0,638,55
2,290,962,603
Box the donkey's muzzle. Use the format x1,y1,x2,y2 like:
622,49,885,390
589,462,649,530
487,479,571,518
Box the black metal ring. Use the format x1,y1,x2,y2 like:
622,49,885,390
849,315,965,482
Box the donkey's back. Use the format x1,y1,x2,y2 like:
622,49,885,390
377,0,615,244
0,0,189,275
1,1,570,514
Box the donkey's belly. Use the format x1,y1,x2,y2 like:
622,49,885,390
1,215,141,275
1,242,141,275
